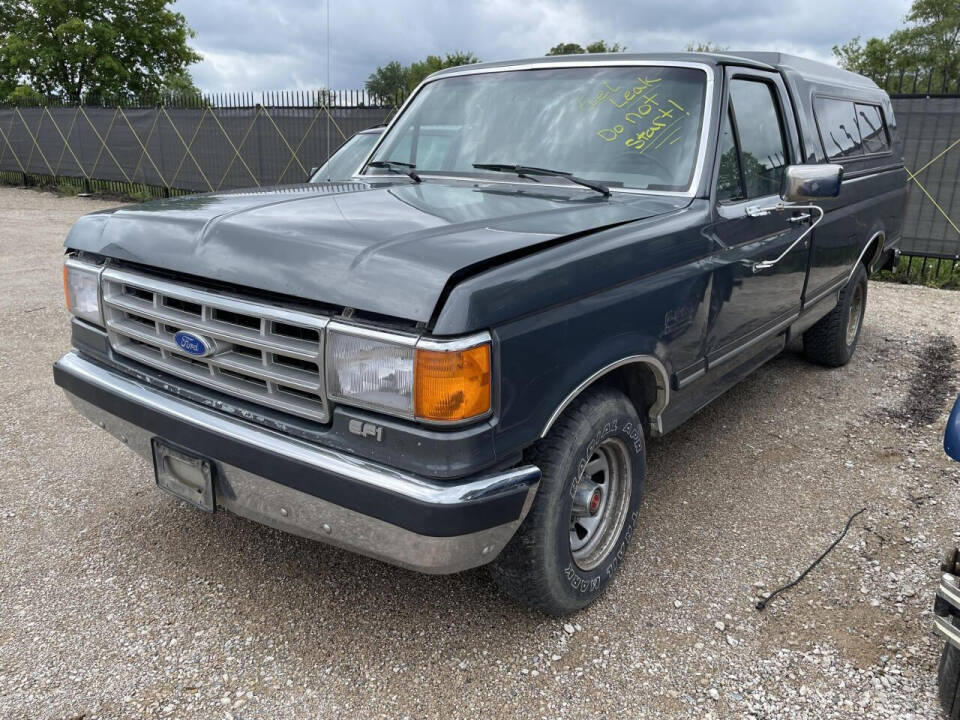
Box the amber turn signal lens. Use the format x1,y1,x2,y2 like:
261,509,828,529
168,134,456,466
414,344,491,422
62,263,71,311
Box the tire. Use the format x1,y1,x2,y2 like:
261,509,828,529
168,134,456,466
803,263,868,367
488,385,645,616
939,617,960,719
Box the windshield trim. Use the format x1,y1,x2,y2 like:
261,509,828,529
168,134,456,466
357,59,716,198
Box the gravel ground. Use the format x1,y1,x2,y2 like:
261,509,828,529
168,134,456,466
1,185,959,719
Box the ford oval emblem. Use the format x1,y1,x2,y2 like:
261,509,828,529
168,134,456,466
174,330,213,357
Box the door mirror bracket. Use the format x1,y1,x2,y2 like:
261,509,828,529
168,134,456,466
745,201,826,273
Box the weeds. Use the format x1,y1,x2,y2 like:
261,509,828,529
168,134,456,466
875,254,960,290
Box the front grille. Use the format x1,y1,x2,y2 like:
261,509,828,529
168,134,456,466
101,267,330,422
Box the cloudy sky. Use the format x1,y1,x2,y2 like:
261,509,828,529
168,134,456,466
176,0,913,92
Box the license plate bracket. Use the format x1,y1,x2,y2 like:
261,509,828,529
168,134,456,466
152,439,215,513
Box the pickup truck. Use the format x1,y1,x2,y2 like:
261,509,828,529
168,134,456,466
54,52,906,615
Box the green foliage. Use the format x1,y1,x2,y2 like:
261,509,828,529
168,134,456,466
57,178,81,196
365,61,408,100
126,187,154,203
832,36,898,78
365,52,480,101
0,0,201,104
684,41,729,52
159,69,201,99
546,41,626,56
5,84,44,104
833,0,960,81
408,52,480,89
875,255,960,290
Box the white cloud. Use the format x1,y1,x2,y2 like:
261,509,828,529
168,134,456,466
176,0,912,92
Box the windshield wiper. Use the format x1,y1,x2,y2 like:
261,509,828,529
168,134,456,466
472,163,610,197
368,160,421,183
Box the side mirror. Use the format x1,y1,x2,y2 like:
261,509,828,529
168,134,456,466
780,164,843,202
307,166,319,181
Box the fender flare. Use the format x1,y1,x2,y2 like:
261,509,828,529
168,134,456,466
539,354,670,438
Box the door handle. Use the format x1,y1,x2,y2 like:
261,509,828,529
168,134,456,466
788,213,812,224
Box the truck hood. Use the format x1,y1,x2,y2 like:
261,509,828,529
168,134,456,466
65,180,687,323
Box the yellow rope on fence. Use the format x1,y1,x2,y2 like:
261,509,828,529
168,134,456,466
208,106,262,190
260,106,310,178
116,107,168,189
0,100,391,191
14,107,55,176
160,107,214,192
0,116,27,174
48,107,87,179
317,102,348,142
82,107,133,184
126,109,164,187
906,134,960,239
276,107,325,184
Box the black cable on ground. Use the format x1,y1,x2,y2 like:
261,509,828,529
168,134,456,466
756,507,867,611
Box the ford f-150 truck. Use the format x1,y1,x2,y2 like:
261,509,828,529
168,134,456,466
54,52,906,615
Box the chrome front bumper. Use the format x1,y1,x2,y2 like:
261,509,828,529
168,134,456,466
936,572,960,651
54,352,540,574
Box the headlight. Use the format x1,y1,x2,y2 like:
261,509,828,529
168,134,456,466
62,257,103,327
326,326,417,415
326,322,492,423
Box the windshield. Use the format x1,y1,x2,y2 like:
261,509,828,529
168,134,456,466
311,131,380,182
366,65,708,192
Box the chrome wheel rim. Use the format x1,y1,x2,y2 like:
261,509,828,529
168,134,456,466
570,438,632,571
846,282,864,346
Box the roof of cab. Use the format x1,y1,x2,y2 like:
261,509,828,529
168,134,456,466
428,51,878,91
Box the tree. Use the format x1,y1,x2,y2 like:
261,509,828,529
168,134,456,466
890,0,960,77
585,40,626,53
546,41,626,56
365,52,480,100
365,60,409,100
408,51,480,89
833,0,960,81
159,68,202,102
0,0,201,103
685,41,729,52
831,36,898,78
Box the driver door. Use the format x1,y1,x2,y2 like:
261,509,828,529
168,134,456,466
705,69,811,366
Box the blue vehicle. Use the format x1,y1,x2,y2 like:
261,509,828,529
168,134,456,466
936,397,960,718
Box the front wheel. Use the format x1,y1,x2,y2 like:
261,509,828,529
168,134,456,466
488,386,645,615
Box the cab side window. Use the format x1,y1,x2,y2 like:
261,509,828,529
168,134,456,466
855,103,890,154
728,80,788,198
814,97,865,159
716,107,744,202
715,78,788,202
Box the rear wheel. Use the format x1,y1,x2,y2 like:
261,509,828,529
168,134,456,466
488,386,645,615
803,263,868,367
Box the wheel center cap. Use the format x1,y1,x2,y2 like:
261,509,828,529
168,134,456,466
588,488,602,515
